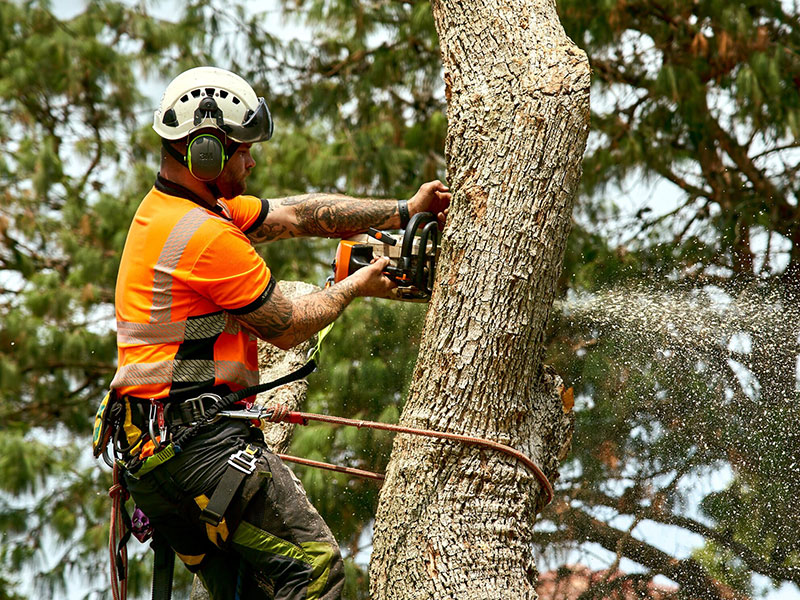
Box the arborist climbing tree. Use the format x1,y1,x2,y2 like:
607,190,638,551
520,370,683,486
369,1,590,599
96,66,450,600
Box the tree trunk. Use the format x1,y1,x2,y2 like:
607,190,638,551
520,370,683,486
369,1,589,598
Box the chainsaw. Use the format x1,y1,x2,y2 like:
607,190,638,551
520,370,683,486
331,212,439,301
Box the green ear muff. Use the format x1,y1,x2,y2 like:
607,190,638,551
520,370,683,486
186,133,226,181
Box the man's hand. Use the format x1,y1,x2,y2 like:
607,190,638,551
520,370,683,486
408,180,451,229
348,257,397,298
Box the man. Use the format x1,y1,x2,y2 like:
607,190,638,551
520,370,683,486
108,66,449,599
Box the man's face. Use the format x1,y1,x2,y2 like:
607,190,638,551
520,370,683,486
216,143,255,199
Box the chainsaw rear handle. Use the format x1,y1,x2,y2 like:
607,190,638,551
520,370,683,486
332,212,439,300
333,240,373,283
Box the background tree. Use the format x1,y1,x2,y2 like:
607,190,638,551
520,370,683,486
539,1,800,598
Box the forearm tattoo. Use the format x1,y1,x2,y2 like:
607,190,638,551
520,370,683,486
235,279,359,348
284,193,399,238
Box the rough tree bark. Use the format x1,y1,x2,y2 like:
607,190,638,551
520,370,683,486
369,1,589,598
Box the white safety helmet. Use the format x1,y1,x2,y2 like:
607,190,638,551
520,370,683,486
153,66,273,144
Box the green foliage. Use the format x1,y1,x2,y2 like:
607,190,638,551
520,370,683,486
561,0,800,282
544,1,800,597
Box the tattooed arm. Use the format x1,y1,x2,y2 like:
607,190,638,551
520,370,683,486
246,181,451,244
246,193,398,243
235,257,395,349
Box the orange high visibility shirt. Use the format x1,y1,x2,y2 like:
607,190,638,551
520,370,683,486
111,176,272,400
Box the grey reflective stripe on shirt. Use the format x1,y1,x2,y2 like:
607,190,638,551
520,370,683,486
223,313,241,336
111,360,174,388
111,358,257,389
171,359,257,387
118,312,229,346
172,359,215,383
185,312,227,340
117,320,187,345
216,360,258,388
151,208,215,325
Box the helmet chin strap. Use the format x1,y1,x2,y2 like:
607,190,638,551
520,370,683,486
162,138,189,167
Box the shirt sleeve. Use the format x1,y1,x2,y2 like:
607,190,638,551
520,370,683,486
226,195,269,234
187,224,273,313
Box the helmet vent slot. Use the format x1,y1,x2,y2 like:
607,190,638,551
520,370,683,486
219,90,229,98
232,96,241,105
180,95,189,103
191,89,201,98
205,88,216,97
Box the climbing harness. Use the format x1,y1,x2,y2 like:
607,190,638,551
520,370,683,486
96,327,333,600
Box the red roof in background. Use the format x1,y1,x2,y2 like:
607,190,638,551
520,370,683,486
537,566,680,600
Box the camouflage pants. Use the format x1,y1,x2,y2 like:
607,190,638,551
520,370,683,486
124,443,344,600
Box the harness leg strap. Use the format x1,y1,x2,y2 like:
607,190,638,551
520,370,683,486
151,531,175,600
200,445,260,526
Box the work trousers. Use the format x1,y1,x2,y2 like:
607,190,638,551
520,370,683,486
124,439,344,600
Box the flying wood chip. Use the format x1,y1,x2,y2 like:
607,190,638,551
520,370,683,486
561,386,574,414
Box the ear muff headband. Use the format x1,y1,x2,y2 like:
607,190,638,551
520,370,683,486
186,133,226,181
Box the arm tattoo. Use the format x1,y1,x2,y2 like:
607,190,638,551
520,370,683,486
246,221,292,244
234,279,359,349
283,193,399,238
235,286,294,338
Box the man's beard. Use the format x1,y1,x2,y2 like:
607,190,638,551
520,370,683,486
216,175,246,199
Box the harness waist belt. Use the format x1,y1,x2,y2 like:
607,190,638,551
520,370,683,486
127,393,246,428
167,393,230,427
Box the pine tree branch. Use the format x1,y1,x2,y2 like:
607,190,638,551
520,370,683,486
565,505,748,600
648,164,710,201
750,142,800,163
318,41,404,78
569,486,800,586
707,118,789,211
19,361,115,375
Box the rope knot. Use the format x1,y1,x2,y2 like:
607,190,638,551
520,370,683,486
109,483,129,501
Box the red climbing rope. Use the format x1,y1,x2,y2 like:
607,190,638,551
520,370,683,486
277,454,386,481
279,411,554,505
108,462,129,600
